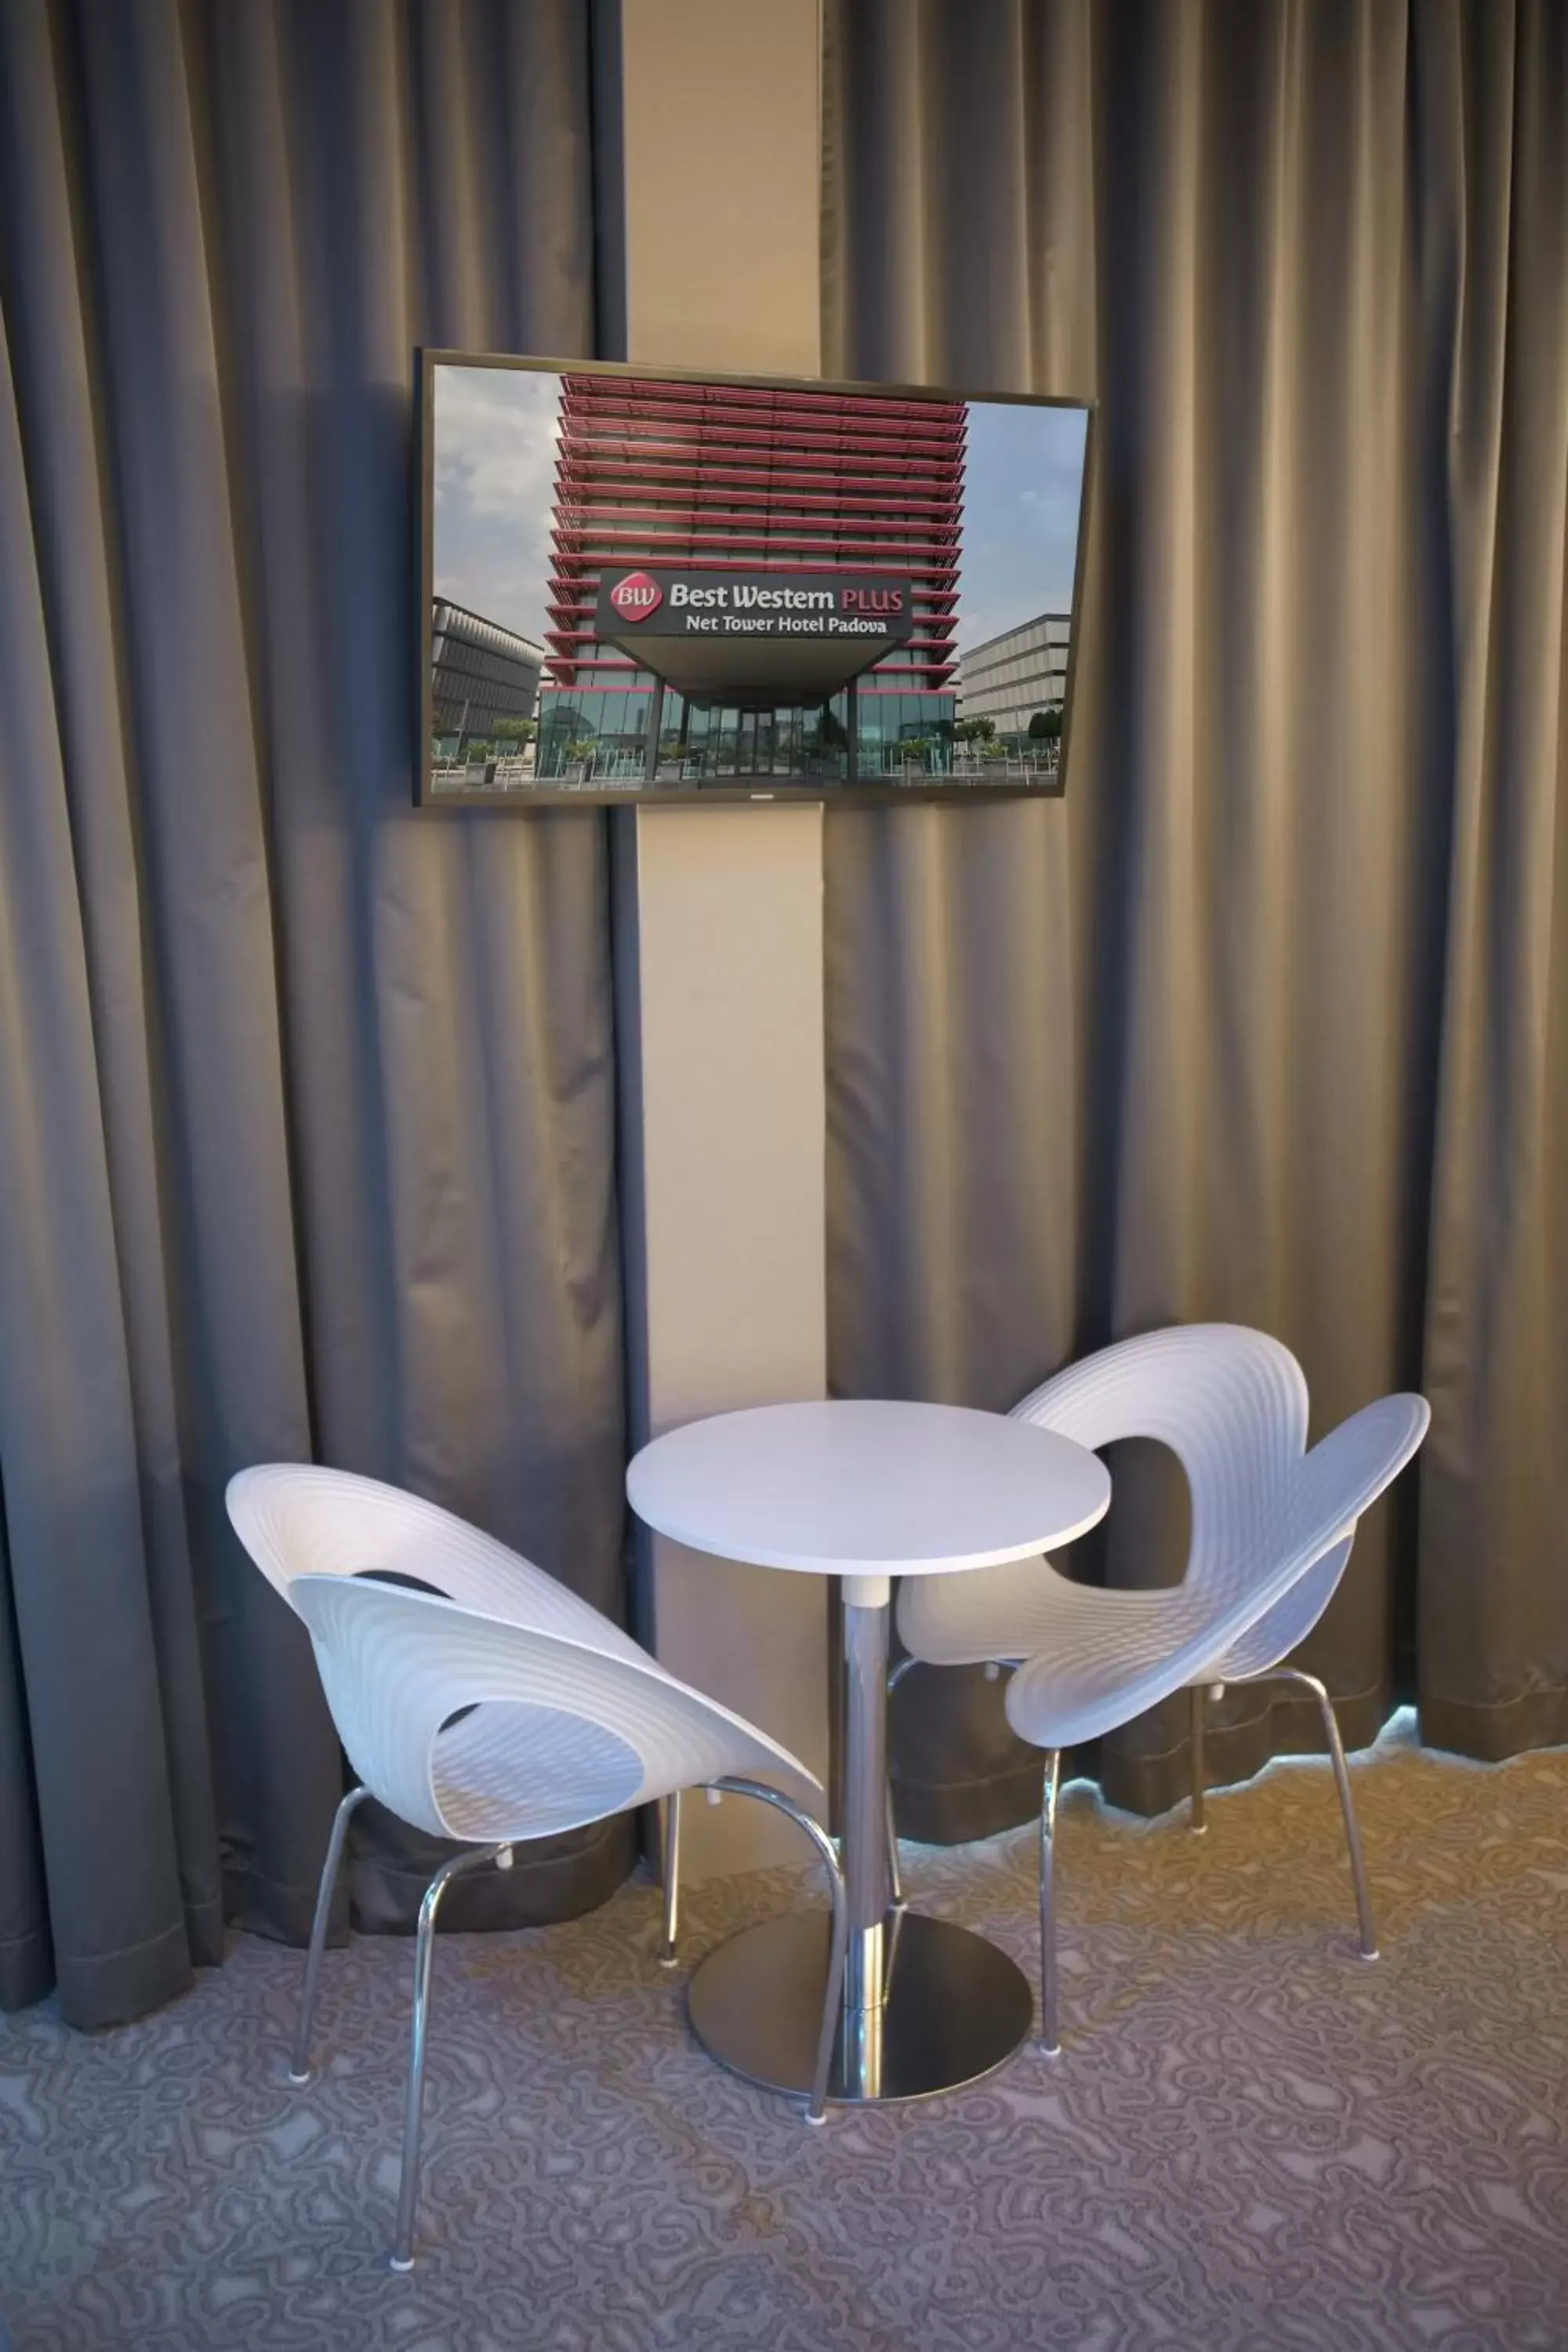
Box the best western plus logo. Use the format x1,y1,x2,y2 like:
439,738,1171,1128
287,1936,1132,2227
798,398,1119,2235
608,571,662,622
595,566,915,646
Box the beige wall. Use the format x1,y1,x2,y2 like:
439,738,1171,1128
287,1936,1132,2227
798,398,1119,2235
619,0,823,378
614,0,833,1873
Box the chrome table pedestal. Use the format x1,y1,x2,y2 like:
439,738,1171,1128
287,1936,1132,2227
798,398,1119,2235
688,1581,1034,2103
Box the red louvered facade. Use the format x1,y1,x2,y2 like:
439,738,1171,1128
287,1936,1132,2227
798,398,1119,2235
536,373,964,781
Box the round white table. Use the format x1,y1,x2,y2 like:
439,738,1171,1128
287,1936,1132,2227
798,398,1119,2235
626,1399,1111,2104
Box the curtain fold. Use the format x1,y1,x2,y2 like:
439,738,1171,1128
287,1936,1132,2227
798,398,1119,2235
823,0,1567,1835
0,0,628,2030
1414,0,1568,1760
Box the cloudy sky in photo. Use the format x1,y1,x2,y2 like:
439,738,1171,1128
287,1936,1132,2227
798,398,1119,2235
432,365,563,644
953,401,1089,655
430,364,1089,659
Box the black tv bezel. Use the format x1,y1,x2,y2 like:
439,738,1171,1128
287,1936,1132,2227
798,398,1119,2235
415,350,1096,811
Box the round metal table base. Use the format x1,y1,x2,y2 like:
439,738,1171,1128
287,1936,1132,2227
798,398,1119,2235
688,1910,1033,2105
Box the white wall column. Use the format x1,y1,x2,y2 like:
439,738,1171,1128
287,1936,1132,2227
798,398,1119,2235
608,0,831,1875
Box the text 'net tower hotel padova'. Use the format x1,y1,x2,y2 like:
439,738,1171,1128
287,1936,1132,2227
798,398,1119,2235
535,375,965,783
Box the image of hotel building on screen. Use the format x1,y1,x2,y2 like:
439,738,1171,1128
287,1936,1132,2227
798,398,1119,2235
533,374,964,784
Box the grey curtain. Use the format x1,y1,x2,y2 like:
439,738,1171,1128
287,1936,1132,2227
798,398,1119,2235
0,0,629,2030
822,0,1568,1834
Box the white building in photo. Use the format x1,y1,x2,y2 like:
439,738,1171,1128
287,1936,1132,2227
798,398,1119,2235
956,611,1072,740
430,601,544,744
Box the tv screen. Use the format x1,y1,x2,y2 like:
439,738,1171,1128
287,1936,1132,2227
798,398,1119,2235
417,354,1093,807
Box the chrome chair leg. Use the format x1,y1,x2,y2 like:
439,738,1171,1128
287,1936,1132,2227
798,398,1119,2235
709,1776,848,2123
289,1784,370,2085
884,1653,916,1914
881,1653,1022,1915
391,1843,506,2272
885,1777,906,1914
1038,1748,1062,2056
1273,1667,1378,1959
658,1790,682,1966
808,1838,850,2124
1189,1686,1207,1834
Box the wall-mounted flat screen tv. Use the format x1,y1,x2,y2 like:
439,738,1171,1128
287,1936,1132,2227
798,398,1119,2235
417,354,1094,807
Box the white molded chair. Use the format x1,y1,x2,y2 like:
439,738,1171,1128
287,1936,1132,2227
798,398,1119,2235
229,1464,717,1964
893,1327,1430,2051
227,1470,844,2270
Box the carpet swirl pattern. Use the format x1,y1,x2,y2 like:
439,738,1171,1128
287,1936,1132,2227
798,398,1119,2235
3,1718,1565,2350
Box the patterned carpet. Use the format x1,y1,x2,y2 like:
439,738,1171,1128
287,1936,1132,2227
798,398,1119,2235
4,1715,1566,2352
